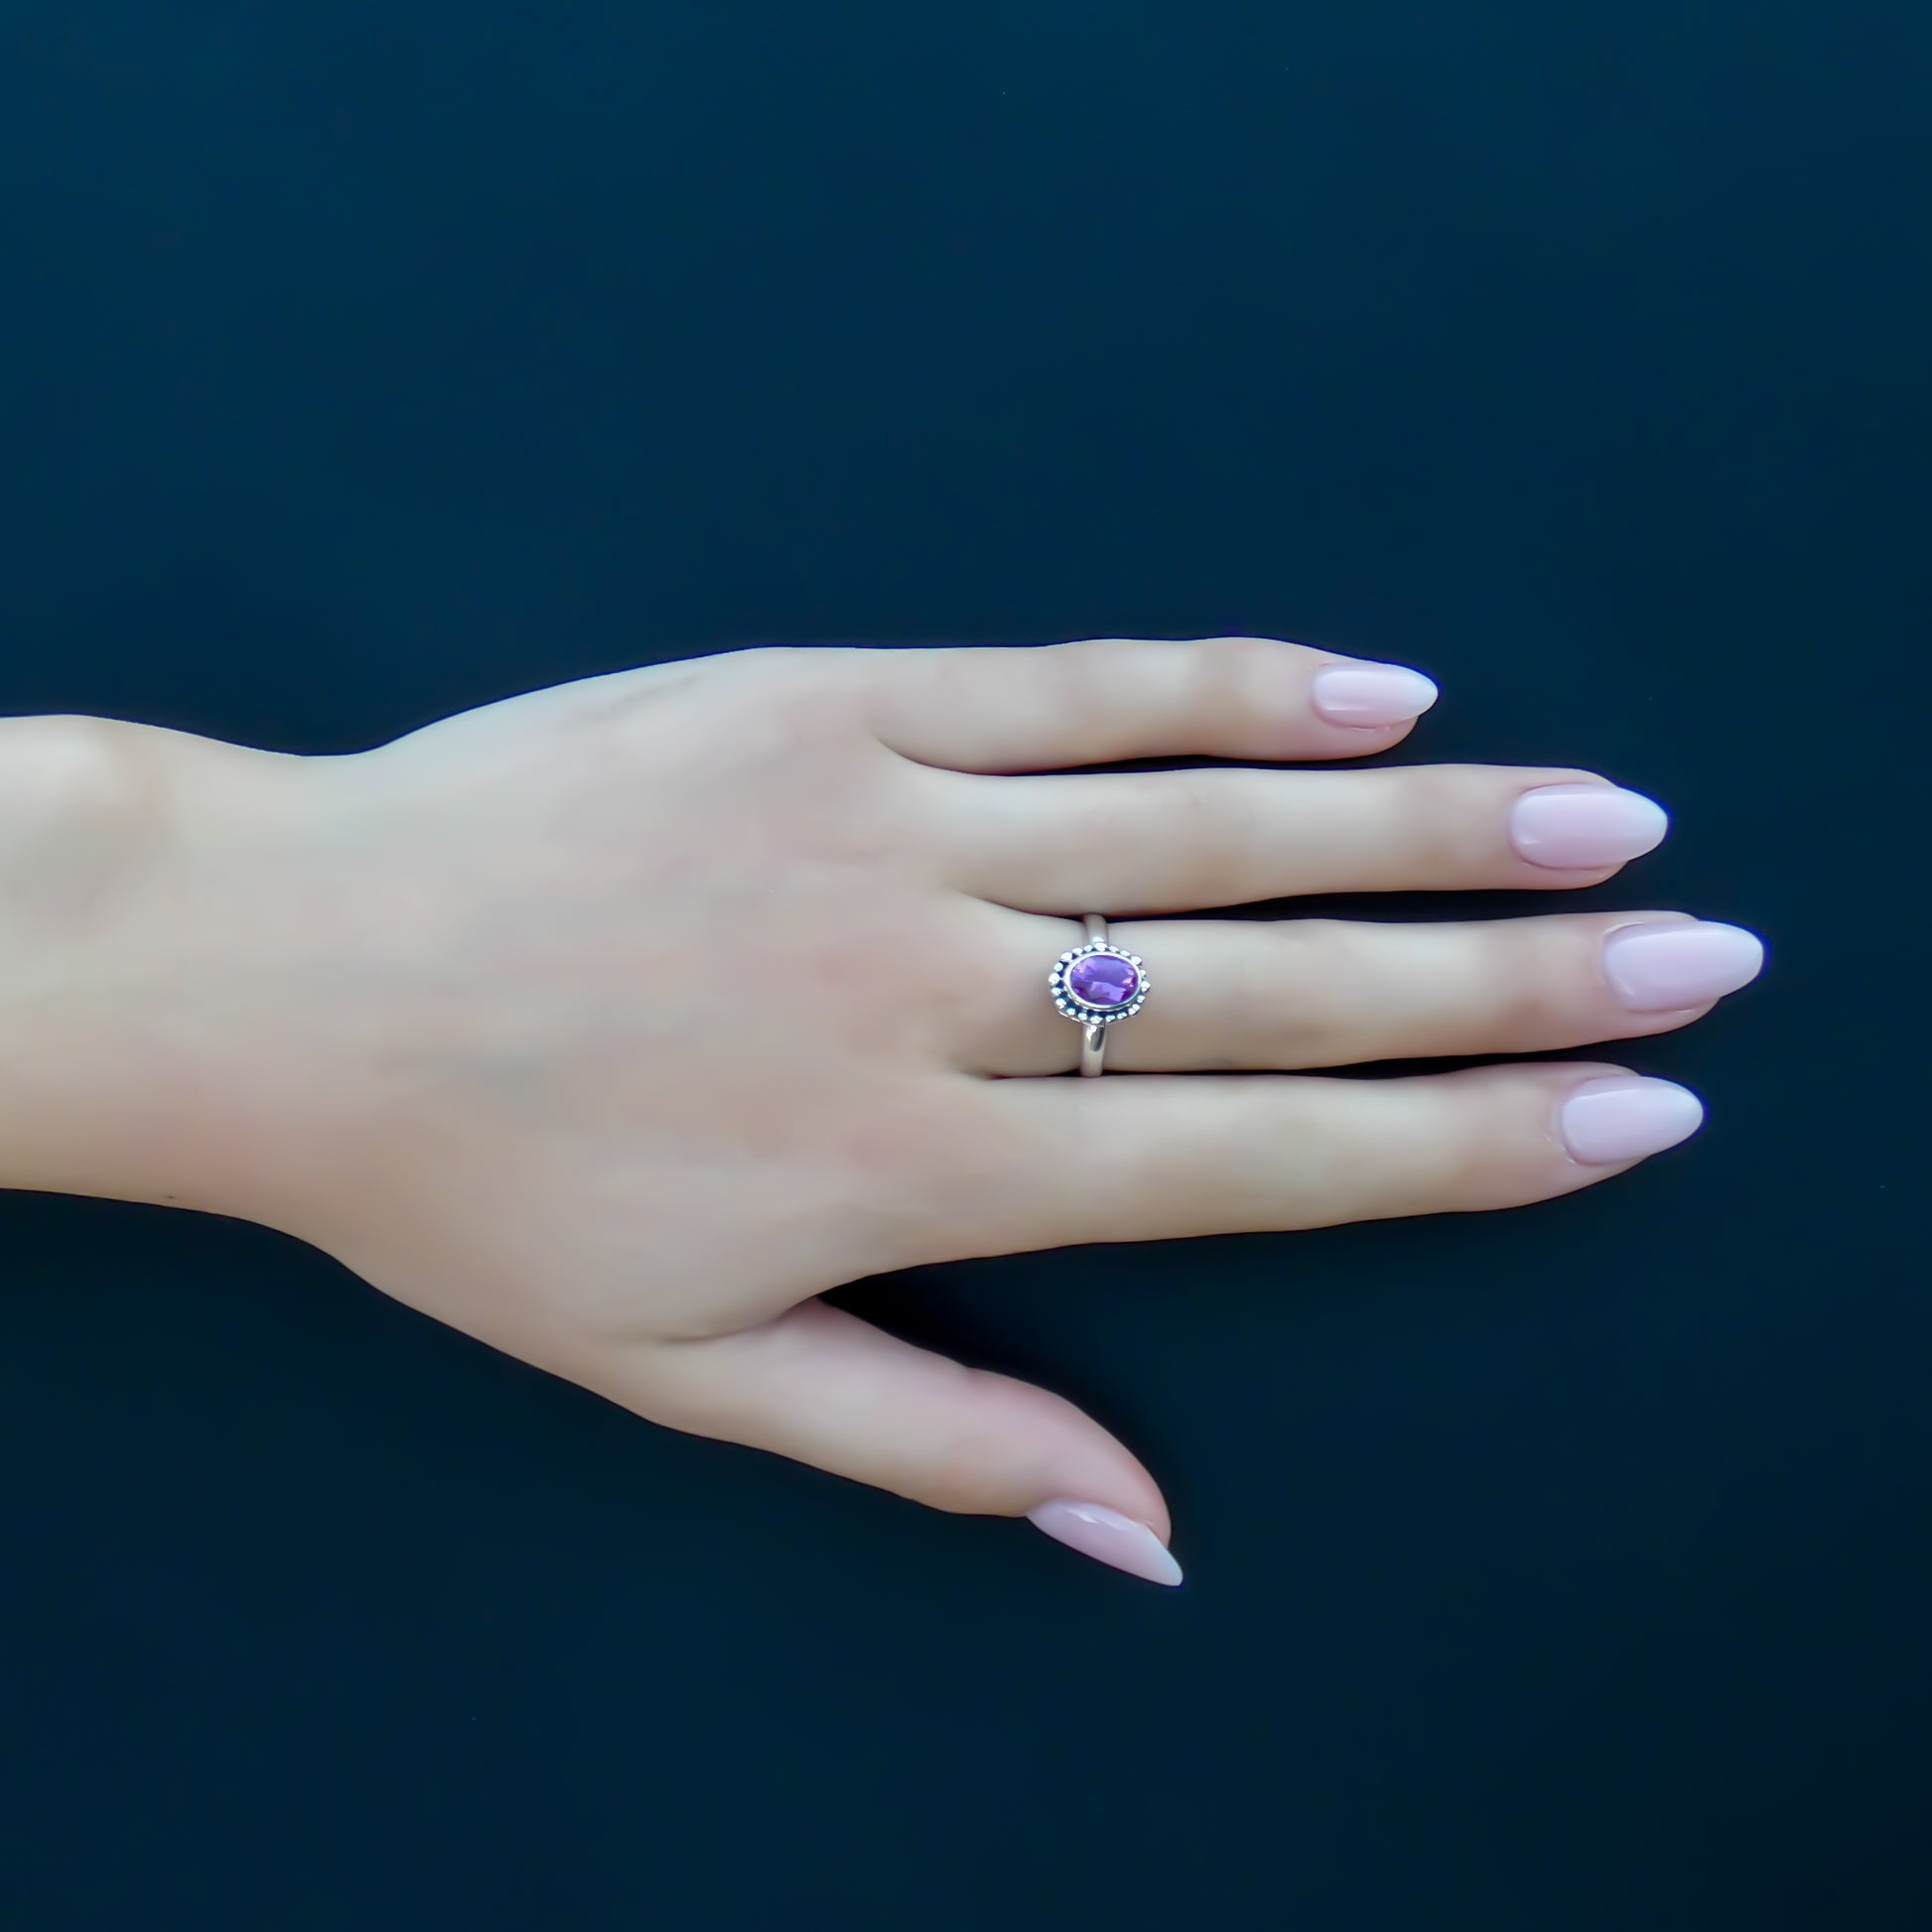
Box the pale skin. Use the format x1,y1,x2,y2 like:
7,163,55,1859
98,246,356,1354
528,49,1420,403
0,638,1764,1584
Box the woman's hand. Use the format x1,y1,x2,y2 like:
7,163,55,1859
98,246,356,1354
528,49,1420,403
0,641,1764,1583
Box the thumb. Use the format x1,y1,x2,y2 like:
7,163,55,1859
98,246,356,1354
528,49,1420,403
587,1300,1181,1587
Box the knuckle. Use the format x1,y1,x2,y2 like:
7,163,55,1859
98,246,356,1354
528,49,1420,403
815,1083,991,1272
719,646,871,736
0,716,176,932
1242,919,1354,1058
1492,919,1595,1035
910,1096,1045,1264
632,644,869,743
1043,636,1134,709
1386,764,1533,869
1398,1113,1505,1212
1186,635,1320,737
1169,770,1272,900
1375,764,1483,869
913,1419,1010,1514
1444,1072,1567,1204
1185,633,1273,703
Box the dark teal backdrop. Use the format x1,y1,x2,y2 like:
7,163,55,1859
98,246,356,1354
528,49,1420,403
2,5,1926,1928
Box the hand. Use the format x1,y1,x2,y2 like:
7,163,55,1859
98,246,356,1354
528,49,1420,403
3,640,1764,1583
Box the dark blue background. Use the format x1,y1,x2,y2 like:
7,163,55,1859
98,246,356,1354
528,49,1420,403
2,4,1926,1927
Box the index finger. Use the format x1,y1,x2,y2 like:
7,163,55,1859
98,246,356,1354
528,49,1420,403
863,635,1440,773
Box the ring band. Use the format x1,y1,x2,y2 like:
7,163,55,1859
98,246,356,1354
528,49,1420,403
1048,912,1151,1075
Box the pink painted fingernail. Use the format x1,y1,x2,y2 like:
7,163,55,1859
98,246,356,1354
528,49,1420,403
1310,662,1440,727
1602,920,1766,1013
1558,1075,1705,1165
1027,1500,1183,1586
1508,782,1669,869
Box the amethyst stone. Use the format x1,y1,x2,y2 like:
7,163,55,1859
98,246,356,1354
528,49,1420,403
1066,950,1139,1009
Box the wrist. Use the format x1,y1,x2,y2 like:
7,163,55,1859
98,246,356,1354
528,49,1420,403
0,713,319,1220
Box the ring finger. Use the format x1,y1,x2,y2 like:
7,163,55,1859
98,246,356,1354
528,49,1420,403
954,905,1766,1075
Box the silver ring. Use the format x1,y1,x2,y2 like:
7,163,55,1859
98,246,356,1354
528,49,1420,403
1048,912,1151,1075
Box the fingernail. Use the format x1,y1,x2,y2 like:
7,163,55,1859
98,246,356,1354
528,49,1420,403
1310,662,1440,727
1027,1500,1183,1586
1508,782,1669,869
1603,920,1766,1013
1559,1075,1705,1165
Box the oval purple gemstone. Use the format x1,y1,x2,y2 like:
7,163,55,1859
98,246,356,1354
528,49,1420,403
1066,950,1139,1008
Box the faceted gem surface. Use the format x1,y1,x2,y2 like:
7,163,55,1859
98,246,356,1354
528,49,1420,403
1066,951,1139,1008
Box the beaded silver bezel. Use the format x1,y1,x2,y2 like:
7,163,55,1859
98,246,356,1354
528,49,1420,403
1048,942,1150,1026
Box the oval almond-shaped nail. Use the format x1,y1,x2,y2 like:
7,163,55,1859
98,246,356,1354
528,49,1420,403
1559,1075,1705,1165
1310,663,1441,727
1027,1500,1183,1586
1603,920,1766,1012
1508,783,1669,869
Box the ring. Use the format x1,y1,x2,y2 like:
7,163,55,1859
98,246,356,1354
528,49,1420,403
1049,913,1151,1075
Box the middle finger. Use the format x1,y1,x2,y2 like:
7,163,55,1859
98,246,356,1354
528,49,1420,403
938,762,1670,913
